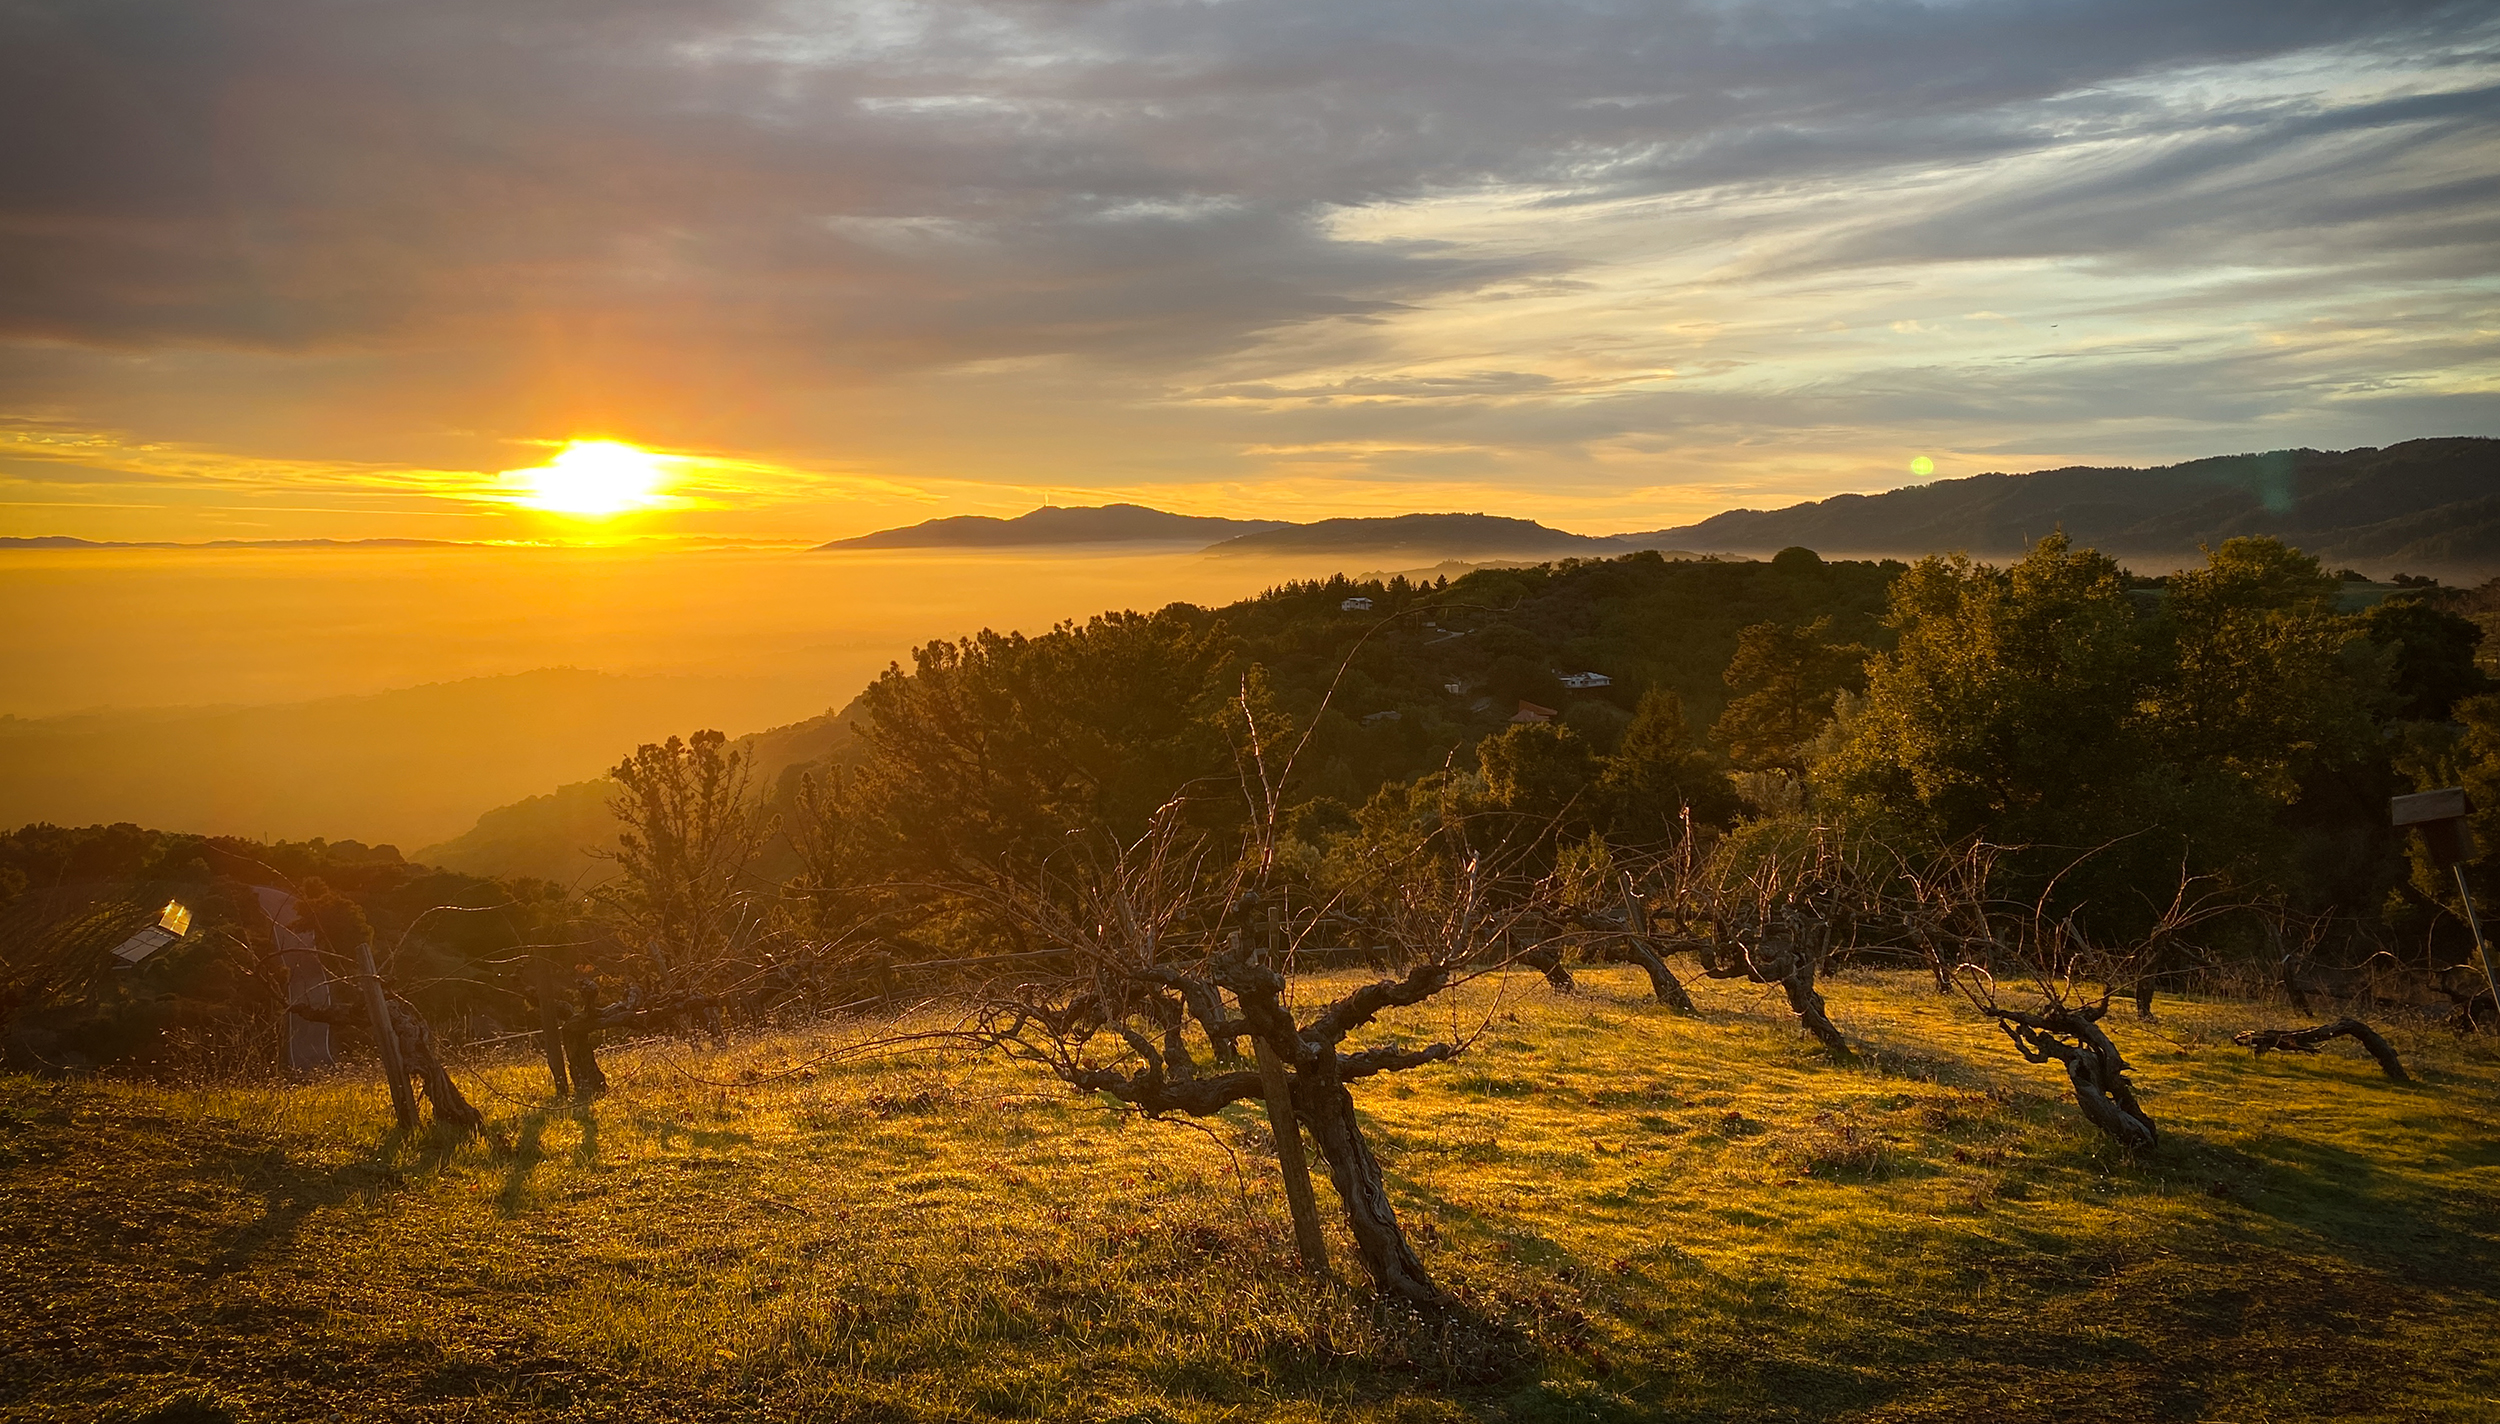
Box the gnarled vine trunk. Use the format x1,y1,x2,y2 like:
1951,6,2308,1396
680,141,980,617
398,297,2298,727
1983,1002,2155,1150
1694,919,1851,1059
2235,1017,2409,1081
1294,1057,1439,1302
290,993,483,1131
1614,875,1695,1011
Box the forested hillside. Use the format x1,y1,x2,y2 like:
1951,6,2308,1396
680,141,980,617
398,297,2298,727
423,551,1901,883
1643,438,2500,570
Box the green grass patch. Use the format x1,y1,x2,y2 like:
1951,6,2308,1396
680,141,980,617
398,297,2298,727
3,969,2497,1421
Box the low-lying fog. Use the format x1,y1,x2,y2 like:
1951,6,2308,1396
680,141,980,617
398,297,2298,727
0,545,1371,848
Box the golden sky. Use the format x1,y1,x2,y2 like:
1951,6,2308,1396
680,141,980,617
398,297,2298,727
4,0,2496,543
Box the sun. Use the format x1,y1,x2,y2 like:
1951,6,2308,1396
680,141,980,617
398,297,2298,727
516,439,673,516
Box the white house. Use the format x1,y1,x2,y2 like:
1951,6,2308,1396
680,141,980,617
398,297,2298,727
1340,596,1374,612
1558,671,1613,690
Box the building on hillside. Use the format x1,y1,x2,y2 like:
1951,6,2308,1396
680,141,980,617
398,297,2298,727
1340,596,1374,611
1362,709,1402,725
1511,701,1558,724
1558,671,1613,689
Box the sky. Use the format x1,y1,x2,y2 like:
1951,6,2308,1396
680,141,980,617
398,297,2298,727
3,0,2496,543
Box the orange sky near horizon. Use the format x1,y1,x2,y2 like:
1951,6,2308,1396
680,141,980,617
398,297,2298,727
0,420,1997,544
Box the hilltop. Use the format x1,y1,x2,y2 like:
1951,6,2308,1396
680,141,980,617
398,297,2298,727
815,503,1286,549
1635,437,2500,570
1204,512,1624,561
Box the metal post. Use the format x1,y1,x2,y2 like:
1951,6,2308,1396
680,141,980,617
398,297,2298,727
2453,864,2500,1014
532,953,571,1098
356,941,420,1129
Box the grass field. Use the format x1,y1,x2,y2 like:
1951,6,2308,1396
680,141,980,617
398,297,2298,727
4,967,2497,1422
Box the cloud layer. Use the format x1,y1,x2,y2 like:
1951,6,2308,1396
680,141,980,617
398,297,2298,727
3,0,2495,538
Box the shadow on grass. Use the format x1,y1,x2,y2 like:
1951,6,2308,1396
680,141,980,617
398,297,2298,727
1373,1160,1888,1418
488,1101,603,1214
200,1141,408,1276
2168,1129,2500,1293
625,1110,756,1152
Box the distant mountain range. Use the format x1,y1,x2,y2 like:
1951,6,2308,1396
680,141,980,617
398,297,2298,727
1203,512,1623,561
1636,438,2500,567
0,535,459,549
815,503,1286,549
812,437,2499,572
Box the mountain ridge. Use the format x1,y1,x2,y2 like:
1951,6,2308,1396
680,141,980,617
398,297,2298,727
810,438,2498,570
1629,438,2500,568
1204,512,1626,560
816,503,1286,549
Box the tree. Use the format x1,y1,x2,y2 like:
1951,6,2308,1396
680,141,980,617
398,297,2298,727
1599,688,1740,838
1483,653,1564,713
285,878,484,1129
2366,597,2491,722
603,730,769,995
1477,722,1595,823
1817,534,2146,850
1819,533,2408,946
1712,618,1858,775
2144,537,2375,807
967,799,1538,1305
849,610,1239,875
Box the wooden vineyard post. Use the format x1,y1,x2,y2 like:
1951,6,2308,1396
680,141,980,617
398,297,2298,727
1257,898,1330,1275
356,942,421,1129
532,953,571,1098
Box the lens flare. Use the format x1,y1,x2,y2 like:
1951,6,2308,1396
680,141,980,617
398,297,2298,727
517,440,672,516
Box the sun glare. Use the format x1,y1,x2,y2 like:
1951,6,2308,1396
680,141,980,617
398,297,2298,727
518,439,672,516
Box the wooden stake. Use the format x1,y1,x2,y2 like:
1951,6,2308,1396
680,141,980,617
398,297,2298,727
1255,1033,1329,1274
532,953,571,1098
356,942,420,1130
1258,899,1329,1274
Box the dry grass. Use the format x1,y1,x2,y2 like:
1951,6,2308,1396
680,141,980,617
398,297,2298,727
4,967,2498,1421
